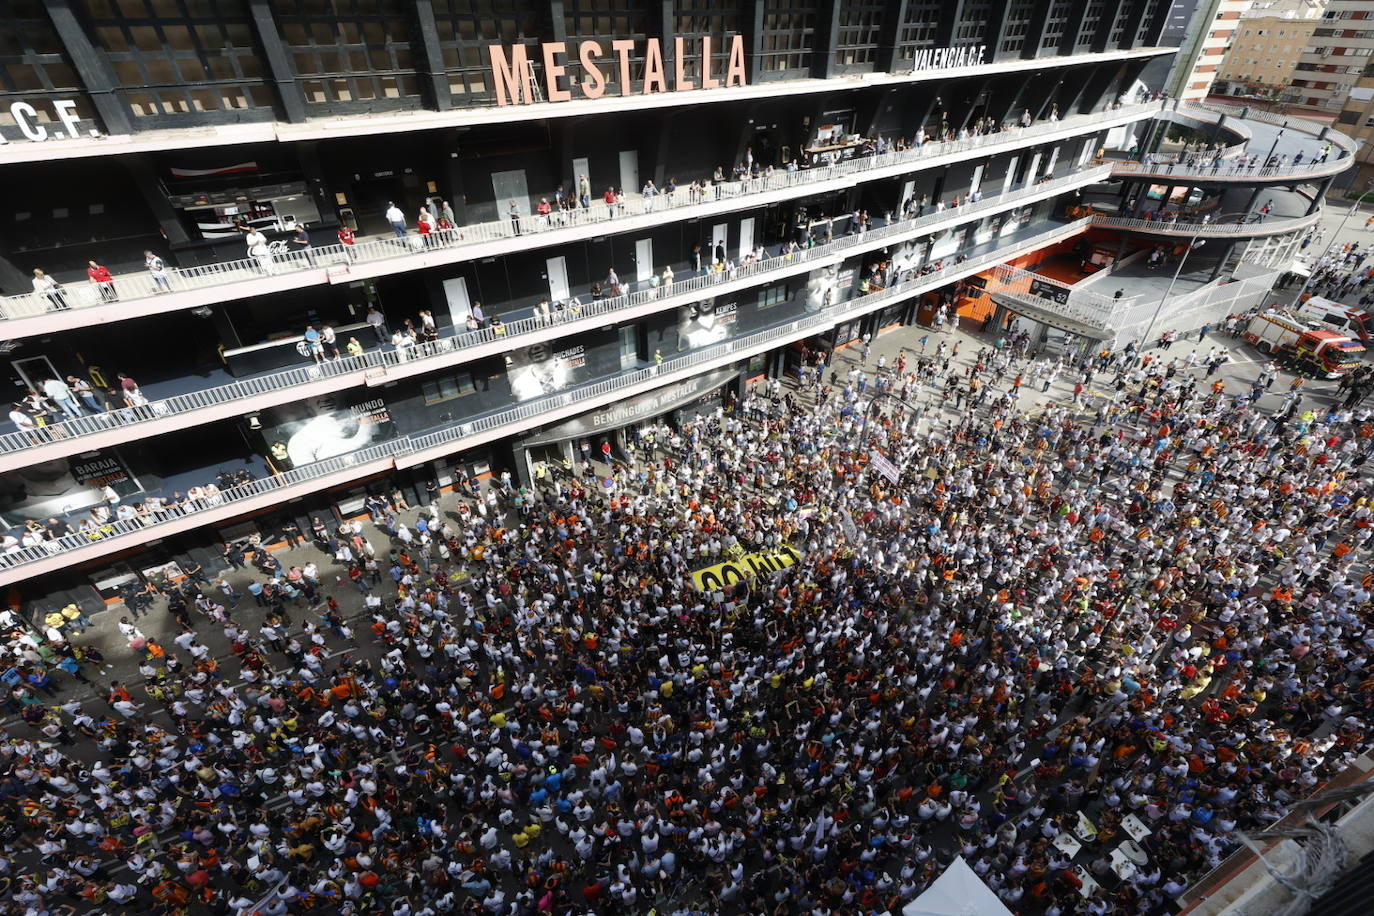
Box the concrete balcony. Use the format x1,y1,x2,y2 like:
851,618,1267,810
0,218,1093,586
983,263,1129,337
1108,154,1349,185
0,46,1173,167
0,165,1111,473
1089,209,1322,240
0,103,1160,340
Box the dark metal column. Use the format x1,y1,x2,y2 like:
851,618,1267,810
1057,0,1092,55
438,133,467,225
650,0,674,80
1308,177,1334,215
876,0,910,73
984,0,1014,62
812,0,842,79
935,1,967,49
743,0,767,83
1209,242,1237,281
410,0,452,111
122,154,193,249
1117,0,1152,52
1021,0,1056,60
1071,62,1123,114
44,0,132,135
247,0,308,124
1091,0,1122,54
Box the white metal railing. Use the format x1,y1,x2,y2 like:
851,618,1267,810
985,263,1128,330
1182,101,1358,154
1088,209,1322,237
1109,155,1347,182
0,166,1111,458
0,219,1092,574
0,104,1158,322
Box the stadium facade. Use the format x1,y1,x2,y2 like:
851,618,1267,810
0,0,1350,614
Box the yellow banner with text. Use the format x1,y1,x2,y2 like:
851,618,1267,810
691,546,803,592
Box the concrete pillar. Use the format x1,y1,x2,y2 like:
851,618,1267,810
122,154,192,249
1209,242,1236,281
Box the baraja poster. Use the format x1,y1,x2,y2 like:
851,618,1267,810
259,393,396,471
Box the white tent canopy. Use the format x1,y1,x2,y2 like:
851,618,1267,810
901,857,1016,916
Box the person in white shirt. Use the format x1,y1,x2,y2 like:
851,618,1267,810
385,201,406,237
42,377,82,418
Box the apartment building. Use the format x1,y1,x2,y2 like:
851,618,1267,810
1216,0,1326,98
1294,0,1374,111
1166,0,1255,100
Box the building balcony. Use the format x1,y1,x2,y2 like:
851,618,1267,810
0,103,1160,340
1089,209,1322,239
0,218,1093,585
1110,153,1349,183
0,165,1111,474
0,46,1173,167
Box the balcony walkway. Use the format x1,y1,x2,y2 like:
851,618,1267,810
0,165,1108,469
0,104,1158,338
0,219,1094,584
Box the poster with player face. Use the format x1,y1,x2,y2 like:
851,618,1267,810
260,393,396,470
675,299,738,352
504,341,587,402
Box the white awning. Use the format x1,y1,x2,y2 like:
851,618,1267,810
902,857,1016,916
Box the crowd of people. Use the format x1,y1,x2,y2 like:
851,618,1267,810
0,318,1369,916
1296,238,1374,310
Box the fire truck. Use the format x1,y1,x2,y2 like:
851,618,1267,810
1242,309,1366,379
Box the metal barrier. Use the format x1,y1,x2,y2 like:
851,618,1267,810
1109,156,1347,182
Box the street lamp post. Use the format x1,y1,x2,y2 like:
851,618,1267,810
1264,124,1287,168
1140,230,1206,349
1290,166,1362,306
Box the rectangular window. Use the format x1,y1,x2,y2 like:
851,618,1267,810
673,1,742,85
275,0,420,112
756,283,789,310
422,373,476,404
0,1,100,131
834,0,884,73
758,0,816,79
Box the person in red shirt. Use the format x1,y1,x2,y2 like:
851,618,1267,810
416,214,432,248
86,260,117,302
337,225,356,262
537,196,552,227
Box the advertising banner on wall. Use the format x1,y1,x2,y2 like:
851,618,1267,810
1029,278,1070,306
0,449,137,527
259,393,396,471
505,341,589,402
675,298,738,352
